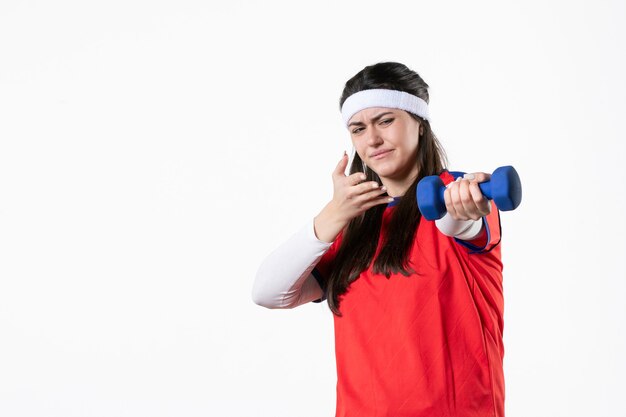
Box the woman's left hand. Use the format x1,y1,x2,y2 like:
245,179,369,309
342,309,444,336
443,172,492,221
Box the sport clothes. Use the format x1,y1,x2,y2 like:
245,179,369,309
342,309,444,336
313,174,504,417
252,217,329,309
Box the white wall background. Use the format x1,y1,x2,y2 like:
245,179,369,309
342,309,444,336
1,0,624,416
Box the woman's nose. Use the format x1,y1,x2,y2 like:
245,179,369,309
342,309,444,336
366,128,384,146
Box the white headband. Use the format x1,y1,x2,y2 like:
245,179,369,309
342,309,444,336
341,89,430,128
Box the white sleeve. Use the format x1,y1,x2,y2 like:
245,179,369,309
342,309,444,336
252,218,333,309
435,213,484,240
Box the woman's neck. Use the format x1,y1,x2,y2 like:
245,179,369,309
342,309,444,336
380,170,419,197
383,182,409,198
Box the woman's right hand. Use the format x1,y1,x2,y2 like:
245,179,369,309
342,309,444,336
313,152,393,243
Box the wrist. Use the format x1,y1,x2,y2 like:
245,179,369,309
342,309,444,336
435,212,483,240
314,202,348,243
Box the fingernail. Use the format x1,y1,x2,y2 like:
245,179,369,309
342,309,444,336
464,173,475,180
381,186,387,191
344,150,347,157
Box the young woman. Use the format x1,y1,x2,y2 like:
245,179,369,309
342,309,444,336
252,62,505,417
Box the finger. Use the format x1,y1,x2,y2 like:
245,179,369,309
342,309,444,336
450,180,472,221
345,181,381,200
332,151,349,179
339,175,386,207
466,172,491,217
468,181,491,216
444,182,460,220
350,180,383,196
459,180,481,220
351,183,388,204
464,172,491,183
346,172,367,186
360,194,395,210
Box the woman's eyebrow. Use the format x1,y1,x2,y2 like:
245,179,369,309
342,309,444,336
348,111,395,127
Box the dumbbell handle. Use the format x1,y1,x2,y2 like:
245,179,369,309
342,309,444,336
438,178,493,201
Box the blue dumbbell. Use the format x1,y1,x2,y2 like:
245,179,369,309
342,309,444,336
416,165,522,220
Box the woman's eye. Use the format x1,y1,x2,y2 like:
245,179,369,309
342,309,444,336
352,127,364,134
381,118,394,125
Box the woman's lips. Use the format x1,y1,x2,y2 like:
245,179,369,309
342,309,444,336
371,149,393,160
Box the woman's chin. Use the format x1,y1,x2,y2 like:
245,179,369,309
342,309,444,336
371,163,416,184
370,163,399,179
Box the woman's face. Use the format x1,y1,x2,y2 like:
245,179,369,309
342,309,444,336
348,107,421,183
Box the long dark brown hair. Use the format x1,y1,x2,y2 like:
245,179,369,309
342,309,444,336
326,62,448,315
